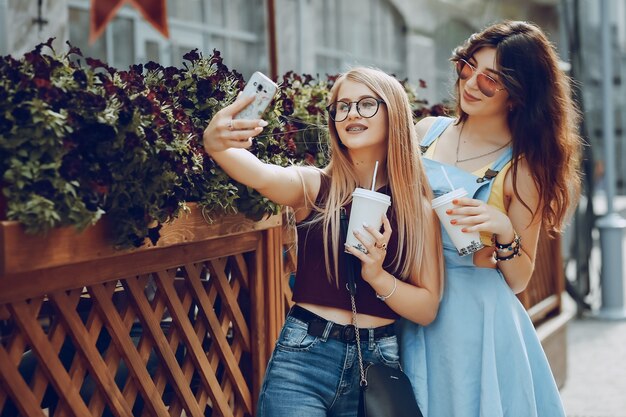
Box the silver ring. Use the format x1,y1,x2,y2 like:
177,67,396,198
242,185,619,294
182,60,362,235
227,119,234,130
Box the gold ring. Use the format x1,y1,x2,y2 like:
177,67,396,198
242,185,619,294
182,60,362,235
377,242,387,251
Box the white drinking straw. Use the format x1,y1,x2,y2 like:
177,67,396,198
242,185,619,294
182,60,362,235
441,165,455,190
371,160,379,191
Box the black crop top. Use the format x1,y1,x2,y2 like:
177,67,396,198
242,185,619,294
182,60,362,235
291,174,400,319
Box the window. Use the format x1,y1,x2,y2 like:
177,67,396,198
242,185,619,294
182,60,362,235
68,0,267,78
314,0,407,78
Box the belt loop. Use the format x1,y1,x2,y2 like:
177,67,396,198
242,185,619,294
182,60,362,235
368,328,375,350
320,320,333,342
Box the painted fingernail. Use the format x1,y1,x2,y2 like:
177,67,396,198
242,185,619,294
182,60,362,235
461,228,467,232
450,219,457,225
445,209,452,215
452,199,458,204
258,120,268,127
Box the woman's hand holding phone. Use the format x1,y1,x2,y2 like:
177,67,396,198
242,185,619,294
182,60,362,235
203,71,276,155
202,95,268,154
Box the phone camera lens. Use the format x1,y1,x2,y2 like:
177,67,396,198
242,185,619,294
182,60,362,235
257,84,263,92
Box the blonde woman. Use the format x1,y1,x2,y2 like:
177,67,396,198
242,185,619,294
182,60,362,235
203,67,443,417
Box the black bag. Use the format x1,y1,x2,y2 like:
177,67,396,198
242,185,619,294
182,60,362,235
358,362,424,417
340,209,423,417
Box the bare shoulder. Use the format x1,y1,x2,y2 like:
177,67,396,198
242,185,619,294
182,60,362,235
415,116,439,142
505,157,540,207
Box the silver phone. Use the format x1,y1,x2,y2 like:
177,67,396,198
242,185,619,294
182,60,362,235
233,71,278,120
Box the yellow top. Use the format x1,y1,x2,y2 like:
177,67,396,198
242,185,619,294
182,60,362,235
425,138,512,246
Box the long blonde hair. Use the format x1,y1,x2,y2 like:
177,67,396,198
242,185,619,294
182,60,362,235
314,67,435,286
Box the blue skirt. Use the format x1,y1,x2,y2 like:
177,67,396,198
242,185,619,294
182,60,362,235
399,263,566,417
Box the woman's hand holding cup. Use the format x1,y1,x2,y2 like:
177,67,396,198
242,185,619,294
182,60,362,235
202,95,268,154
344,214,392,285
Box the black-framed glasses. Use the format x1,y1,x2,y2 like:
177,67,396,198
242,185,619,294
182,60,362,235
455,59,505,98
326,97,385,122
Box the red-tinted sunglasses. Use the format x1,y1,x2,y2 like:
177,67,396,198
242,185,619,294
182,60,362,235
455,59,505,98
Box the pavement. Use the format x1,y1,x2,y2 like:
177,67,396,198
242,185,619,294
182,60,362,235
559,297,626,417
559,194,626,417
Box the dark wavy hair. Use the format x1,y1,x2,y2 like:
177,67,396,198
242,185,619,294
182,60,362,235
452,20,582,234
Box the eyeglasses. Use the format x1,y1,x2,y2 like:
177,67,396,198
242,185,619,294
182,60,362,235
326,97,385,122
455,59,505,98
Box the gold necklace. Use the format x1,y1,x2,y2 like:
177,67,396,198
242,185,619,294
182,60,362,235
455,123,510,166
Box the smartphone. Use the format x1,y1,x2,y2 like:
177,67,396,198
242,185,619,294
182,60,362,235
233,71,278,120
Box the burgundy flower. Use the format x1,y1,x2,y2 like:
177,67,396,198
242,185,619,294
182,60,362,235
144,61,161,72
33,78,50,88
183,49,201,63
86,57,112,73
144,127,157,144
159,127,174,143
213,89,226,101
281,97,294,116
285,137,296,155
130,63,143,74
180,98,194,109
209,49,222,66
163,66,179,78
11,107,30,124
133,95,153,115
118,109,133,126
73,69,87,88
74,91,107,112
306,104,320,115
65,41,84,58
419,79,427,89
196,78,212,101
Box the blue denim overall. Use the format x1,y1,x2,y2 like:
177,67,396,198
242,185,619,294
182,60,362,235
399,117,566,417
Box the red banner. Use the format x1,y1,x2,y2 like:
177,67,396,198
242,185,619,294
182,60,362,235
89,0,169,44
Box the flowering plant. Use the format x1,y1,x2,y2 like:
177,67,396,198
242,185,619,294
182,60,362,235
0,39,447,248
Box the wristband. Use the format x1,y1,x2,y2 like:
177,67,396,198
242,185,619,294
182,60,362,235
492,231,521,253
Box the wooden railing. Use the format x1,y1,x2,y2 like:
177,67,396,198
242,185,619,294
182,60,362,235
0,206,295,417
0,207,562,416
519,230,564,324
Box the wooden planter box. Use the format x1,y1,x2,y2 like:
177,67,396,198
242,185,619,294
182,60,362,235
0,205,294,417
0,203,568,416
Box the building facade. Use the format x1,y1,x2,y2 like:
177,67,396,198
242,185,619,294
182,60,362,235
3,0,625,191
1,0,567,106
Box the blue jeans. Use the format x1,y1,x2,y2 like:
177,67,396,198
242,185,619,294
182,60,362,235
257,310,400,417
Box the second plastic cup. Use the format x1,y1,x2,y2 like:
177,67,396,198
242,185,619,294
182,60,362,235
345,188,392,254
432,188,484,256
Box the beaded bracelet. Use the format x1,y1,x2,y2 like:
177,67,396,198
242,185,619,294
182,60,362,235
491,231,522,262
492,249,522,262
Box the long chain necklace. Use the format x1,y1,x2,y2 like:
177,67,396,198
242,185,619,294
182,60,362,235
455,123,511,166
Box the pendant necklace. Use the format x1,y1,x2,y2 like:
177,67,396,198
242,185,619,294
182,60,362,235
455,123,511,167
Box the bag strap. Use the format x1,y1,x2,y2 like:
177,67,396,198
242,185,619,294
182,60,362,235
340,208,368,387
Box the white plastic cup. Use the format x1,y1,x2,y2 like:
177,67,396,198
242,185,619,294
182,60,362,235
431,188,484,256
345,188,392,253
